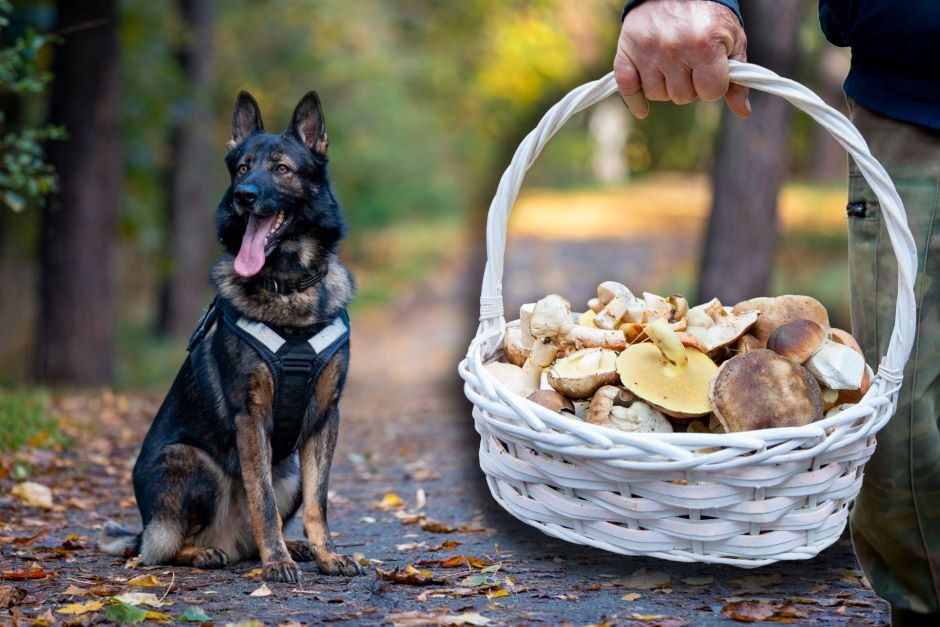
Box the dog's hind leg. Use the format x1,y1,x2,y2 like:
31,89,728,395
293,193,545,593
300,400,364,576
174,546,230,569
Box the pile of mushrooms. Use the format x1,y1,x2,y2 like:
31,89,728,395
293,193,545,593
486,282,871,435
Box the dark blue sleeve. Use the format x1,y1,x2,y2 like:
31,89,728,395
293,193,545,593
622,0,742,25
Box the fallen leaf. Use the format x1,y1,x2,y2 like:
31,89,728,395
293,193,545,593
416,555,494,569
372,493,406,511
127,574,161,587
11,481,53,509
486,589,509,600
378,566,446,586
144,609,174,622
57,600,105,615
432,540,461,552
33,609,55,626
730,573,783,592
384,610,443,626
419,517,457,533
249,583,272,597
415,488,427,510
245,567,263,578
621,593,642,601
113,592,166,607
0,585,26,608
616,568,672,590
179,606,213,622
1,566,51,580
720,600,776,622
11,530,48,545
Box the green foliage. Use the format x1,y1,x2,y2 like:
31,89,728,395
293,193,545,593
103,600,149,624
179,606,213,622
0,388,68,452
0,0,63,212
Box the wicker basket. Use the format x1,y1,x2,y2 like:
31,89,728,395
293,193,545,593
458,62,919,568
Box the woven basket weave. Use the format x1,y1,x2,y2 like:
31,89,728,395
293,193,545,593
458,62,919,567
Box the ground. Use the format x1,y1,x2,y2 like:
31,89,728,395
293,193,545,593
1,187,887,625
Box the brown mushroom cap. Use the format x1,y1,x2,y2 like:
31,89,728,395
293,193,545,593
503,325,530,367
528,390,576,414
732,295,830,346
767,319,827,363
708,349,824,432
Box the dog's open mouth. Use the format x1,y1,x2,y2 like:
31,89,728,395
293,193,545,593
233,209,290,277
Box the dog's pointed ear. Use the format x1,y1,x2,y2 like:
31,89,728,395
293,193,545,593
287,91,328,155
229,91,264,150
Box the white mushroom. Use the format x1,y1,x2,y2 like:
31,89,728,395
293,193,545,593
608,403,674,433
519,303,536,348
594,282,645,329
804,340,865,390
503,325,530,367
529,294,627,350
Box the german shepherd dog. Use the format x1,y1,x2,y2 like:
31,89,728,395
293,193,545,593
98,92,362,583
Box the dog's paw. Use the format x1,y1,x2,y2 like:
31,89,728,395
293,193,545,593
263,559,303,583
192,547,229,569
285,540,316,563
316,551,365,576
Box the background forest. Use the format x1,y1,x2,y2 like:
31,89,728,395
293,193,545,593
0,0,849,392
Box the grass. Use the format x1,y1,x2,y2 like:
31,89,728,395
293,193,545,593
0,388,70,453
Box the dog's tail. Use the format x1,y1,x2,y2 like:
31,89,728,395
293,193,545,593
97,521,141,557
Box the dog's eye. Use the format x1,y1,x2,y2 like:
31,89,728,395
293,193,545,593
275,164,290,174
237,164,248,176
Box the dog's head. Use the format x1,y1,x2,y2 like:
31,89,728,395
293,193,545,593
217,91,346,278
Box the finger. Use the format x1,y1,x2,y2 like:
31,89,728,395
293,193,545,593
724,36,750,118
663,67,697,105
637,66,668,102
690,59,729,102
613,52,649,119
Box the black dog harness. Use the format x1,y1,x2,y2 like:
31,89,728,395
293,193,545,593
188,296,350,463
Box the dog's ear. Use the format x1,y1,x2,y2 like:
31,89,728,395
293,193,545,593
229,91,264,150
287,91,328,155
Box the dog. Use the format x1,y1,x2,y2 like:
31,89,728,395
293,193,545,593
98,91,361,583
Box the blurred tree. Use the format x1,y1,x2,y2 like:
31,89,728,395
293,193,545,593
697,1,807,304
37,0,121,384
157,0,216,338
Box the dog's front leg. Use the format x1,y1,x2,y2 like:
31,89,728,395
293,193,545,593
300,404,364,576
236,370,301,583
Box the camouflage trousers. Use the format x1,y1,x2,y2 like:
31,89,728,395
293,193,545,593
847,101,940,618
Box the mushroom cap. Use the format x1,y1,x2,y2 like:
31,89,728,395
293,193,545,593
485,362,535,398
547,347,619,399
732,295,830,346
708,349,824,432
529,294,572,340
736,334,762,354
527,389,576,414
616,343,717,418
700,310,759,352
503,325,530,367
608,403,674,433
766,319,827,363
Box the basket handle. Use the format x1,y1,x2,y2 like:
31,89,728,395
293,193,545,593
477,61,918,380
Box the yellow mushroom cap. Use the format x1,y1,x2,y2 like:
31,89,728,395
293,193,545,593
615,343,717,418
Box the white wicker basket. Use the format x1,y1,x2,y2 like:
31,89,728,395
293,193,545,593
458,62,919,567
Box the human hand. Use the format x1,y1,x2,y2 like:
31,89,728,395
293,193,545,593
613,0,748,119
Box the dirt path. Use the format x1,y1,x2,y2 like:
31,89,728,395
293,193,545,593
1,231,887,625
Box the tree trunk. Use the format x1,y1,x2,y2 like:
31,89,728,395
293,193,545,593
696,1,806,304
157,0,217,337
37,0,121,384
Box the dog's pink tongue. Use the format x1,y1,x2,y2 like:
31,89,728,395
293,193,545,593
234,213,277,277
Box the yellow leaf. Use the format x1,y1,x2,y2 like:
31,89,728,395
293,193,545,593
145,610,174,622
11,481,53,509
57,600,105,615
245,567,263,578
127,574,161,587
621,593,642,601
486,589,510,599
372,493,405,511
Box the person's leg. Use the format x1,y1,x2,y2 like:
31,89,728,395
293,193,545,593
846,101,940,622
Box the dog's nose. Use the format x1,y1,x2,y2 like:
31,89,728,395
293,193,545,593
234,184,258,206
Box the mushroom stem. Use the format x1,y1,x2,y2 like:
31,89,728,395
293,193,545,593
530,294,627,350
521,339,559,390
586,384,632,425
644,318,688,369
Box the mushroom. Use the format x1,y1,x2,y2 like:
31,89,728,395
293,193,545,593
608,403,674,433
587,297,602,313
528,390,576,414
685,298,759,353
766,319,827,364
732,294,830,346
764,320,866,392
503,325,530,367
708,349,824,432
585,384,634,425
594,282,645,330
667,294,689,321
830,328,871,403
547,347,619,399
577,310,598,328
615,318,718,419
529,294,627,350
519,303,536,348
735,334,762,354
485,334,559,398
